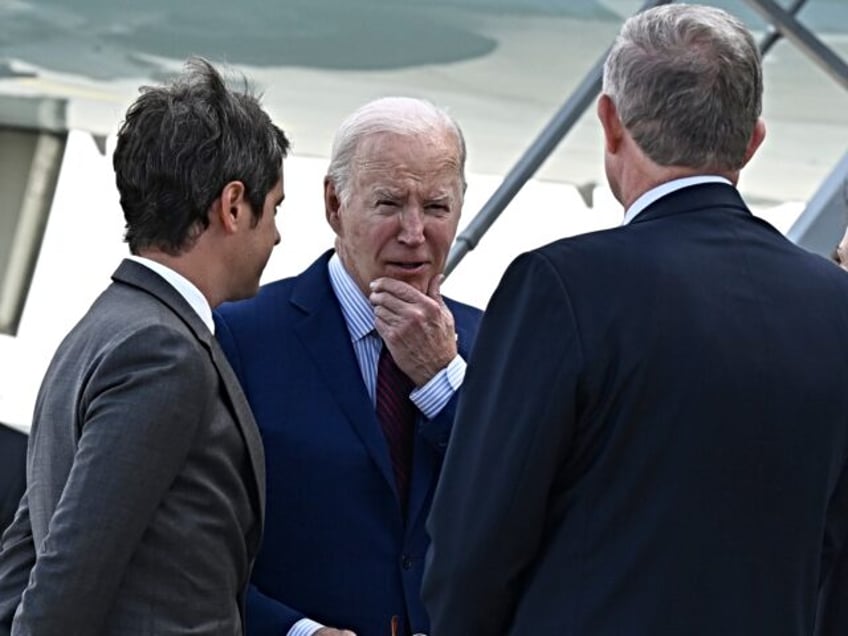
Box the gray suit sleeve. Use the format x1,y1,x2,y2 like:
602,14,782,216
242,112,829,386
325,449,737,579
12,324,212,636
422,251,583,636
0,493,35,635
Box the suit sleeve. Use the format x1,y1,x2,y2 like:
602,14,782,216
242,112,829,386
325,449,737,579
246,583,310,635
418,387,459,454
815,457,848,635
417,308,482,453
422,251,583,636
11,325,211,636
0,493,35,635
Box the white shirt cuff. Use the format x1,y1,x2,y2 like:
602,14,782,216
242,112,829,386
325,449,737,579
287,618,326,636
410,354,466,420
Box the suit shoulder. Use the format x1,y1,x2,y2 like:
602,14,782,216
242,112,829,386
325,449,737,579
216,275,298,324
535,225,629,261
444,296,483,323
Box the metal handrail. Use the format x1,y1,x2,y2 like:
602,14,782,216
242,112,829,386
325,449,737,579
447,0,847,277
445,0,673,276
745,0,848,90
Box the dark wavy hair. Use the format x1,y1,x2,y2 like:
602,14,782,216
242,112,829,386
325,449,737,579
113,57,290,254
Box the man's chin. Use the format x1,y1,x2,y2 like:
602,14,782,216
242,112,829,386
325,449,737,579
384,265,430,291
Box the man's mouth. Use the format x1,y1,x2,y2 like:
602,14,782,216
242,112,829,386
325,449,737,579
388,261,427,271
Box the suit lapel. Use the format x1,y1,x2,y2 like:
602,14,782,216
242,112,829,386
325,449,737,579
291,254,398,496
111,259,266,520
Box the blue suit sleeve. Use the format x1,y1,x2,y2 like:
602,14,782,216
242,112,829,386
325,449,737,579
417,304,481,454
246,584,305,635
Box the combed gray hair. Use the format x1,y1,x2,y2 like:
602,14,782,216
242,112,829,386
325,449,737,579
602,3,762,171
326,96,467,205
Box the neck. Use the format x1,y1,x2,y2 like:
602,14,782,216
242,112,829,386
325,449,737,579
618,163,739,211
136,247,226,308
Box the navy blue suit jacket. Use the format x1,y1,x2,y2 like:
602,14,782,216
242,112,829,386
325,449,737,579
0,425,26,535
216,250,482,636
424,183,848,636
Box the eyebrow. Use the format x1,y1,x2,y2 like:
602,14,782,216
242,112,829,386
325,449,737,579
372,187,403,199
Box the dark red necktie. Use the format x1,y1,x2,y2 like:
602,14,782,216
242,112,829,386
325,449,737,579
376,344,416,510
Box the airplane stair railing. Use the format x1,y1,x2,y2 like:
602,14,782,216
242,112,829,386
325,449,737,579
446,0,848,277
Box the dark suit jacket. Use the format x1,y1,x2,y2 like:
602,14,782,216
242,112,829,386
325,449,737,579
0,259,265,635
0,426,26,535
215,250,482,636
423,183,848,636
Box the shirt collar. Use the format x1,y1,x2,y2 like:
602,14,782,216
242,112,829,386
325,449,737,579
328,252,375,342
125,255,215,334
622,175,733,225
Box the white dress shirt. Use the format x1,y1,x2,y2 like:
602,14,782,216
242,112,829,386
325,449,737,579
125,255,214,334
622,175,733,226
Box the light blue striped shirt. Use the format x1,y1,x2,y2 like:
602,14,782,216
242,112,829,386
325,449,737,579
327,252,465,418
287,254,464,636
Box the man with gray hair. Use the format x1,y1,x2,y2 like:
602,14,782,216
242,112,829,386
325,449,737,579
424,4,848,635
215,97,482,636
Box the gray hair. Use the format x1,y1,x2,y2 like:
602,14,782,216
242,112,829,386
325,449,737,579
326,96,467,205
602,3,762,171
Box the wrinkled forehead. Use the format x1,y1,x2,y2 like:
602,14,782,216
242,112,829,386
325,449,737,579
353,130,463,188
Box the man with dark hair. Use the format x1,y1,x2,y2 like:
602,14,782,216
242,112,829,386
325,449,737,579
0,57,290,635
424,4,848,635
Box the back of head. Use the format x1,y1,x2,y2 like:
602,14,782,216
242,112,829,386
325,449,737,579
603,3,762,172
113,57,290,255
326,96,467,204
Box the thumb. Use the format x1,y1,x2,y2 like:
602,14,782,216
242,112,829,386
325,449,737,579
427,274,446,304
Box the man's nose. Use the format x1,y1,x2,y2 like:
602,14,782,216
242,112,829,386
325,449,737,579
398,208,425,245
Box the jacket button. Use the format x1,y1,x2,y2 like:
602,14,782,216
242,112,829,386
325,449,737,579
401,555,413,569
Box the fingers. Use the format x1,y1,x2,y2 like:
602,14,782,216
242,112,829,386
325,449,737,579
370,277,426,303
369,274,457,377
369,278,435,319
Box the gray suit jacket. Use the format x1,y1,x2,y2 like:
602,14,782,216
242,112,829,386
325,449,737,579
0,260,265,635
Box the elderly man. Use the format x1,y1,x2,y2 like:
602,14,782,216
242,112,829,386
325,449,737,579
215,97,482,636
423,4,848,635
0,58,289,635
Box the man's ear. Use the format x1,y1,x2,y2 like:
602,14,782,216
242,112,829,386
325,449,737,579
324,177,342,234
741,118,766,168
216,180,248,234
597,94,624,154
